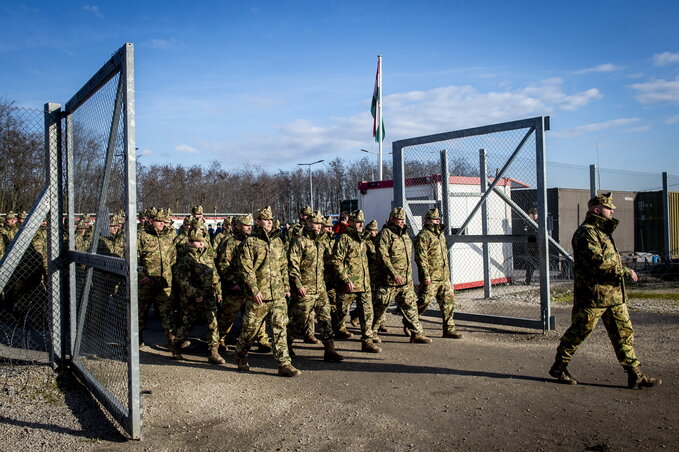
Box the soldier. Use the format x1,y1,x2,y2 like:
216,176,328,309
349,219,380,329
332,209,380,353
215,214,271,352
549,193,662,389
98,213,126,258
212,215,232,250
287,205,313,244
17,210,27,227
287,211,343,362
173,228,225,365
191,205,209,236
234,206,301,377
414,208,461,339
137,208,179,356
1,211,19,247
373,207,432,345
75,218,92,251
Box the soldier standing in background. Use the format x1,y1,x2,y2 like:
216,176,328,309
332,210,380,353
549,193,662,389
98,213,126,258
137,208,179,356
212,215,231,250
414,208,461,339
373,207,432,345
2,211,19,247
234,206,300,377
287,205,313,244
287,211,343,362
173,229,225,365
215,214,271,352
349,219,380,330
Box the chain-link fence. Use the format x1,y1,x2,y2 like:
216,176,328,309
0,105,59,365
393,117,555,330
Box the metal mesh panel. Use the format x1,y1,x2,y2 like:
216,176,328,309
401,125,544,322
0,105,58,365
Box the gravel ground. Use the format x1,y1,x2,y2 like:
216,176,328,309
1,286,678,451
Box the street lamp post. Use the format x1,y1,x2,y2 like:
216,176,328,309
297,159,324,211
361,149,391,181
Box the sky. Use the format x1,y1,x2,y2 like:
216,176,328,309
1,1,678,188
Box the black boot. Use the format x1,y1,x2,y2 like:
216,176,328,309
323,341,344,362
549,360,577,385
625,365,662,389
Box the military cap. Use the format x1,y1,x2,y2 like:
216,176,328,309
18,210,27,220
300,205,313,216
255,206,274,220
192,205,204,215
154,208,171,223
365,220,379,231
349,209,365,223
238,214,254,226
308,211,324,224
183,216,191,226
6,211,16,220
390,207,406,220
324,216,334,228
110,214,125,226
588,192,616,210
188,228,206,242
273,219,280,230
76,220,89,230
425,208,440,220
231,216,239,227
223,215,231,225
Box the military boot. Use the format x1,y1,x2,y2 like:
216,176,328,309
548,360,577,385
625,365,662,389
278,363,302,377
179,340,192,349
304,334,321,345
255,341,273,354
402,325,411,337
443,330,463,339
410,331,433,344
234,352,249,372
378,325,389,333
167,332,184,360
371,332,382,343
208,346,226,365
323,341,344,362
361,340,382,353
335,329,354,340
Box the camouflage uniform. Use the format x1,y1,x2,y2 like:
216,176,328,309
373,208,429,343
1,211,19,248
215,214,269,348
332,210,376,350
414,209,459,337
173,229,223,362
98,214,126,258
550,193,661,389
137,209,178,348
287,212,342,361
212,216,231,250
235,207,297,374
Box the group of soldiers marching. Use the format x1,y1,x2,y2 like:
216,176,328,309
136,203,462,378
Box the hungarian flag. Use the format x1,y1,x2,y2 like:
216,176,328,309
371,58,385,142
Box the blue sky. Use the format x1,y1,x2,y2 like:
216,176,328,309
1,1,678,184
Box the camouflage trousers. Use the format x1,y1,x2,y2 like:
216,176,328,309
556,303,639,367
217,291,269,345
418,280,456,334
373,284,423,335
236,297,291,366
288,291,333,343
333,290,374,342
139,284,176,335
175,295,219,347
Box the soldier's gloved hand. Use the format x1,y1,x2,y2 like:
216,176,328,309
298,287,307,297
253,292,263,305
196,296,204,303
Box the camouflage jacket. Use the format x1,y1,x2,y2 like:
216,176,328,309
572,212,631,308
173,245,221,301
376,222,413,286
212,230,231,251
98,232,126,258
32,226,49,270
239,225,290,300
75,233,92,252
215,228,248,290
137,223,177,288
362,231,380,284
414,223,450,282
1,225,18,247
333,226,370,292
288,227,327,296
321,231,338,289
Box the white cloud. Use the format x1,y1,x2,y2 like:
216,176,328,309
630,77,679,104
623,126,651,133
147,38,182,50
665,114,679,124
83,4,103,18
653,51,679,66
175,144,200,154
138,148,154,157
574,63,624,74
196,79,604,167
551,118,642,138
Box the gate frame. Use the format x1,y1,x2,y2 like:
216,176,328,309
392,116,560,331
62,43,140,439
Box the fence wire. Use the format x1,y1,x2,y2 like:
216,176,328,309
0,106,56,366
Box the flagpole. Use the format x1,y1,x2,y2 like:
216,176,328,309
377,55,383,181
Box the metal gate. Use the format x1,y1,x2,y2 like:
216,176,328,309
393,117,571,331
63,43,140,438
